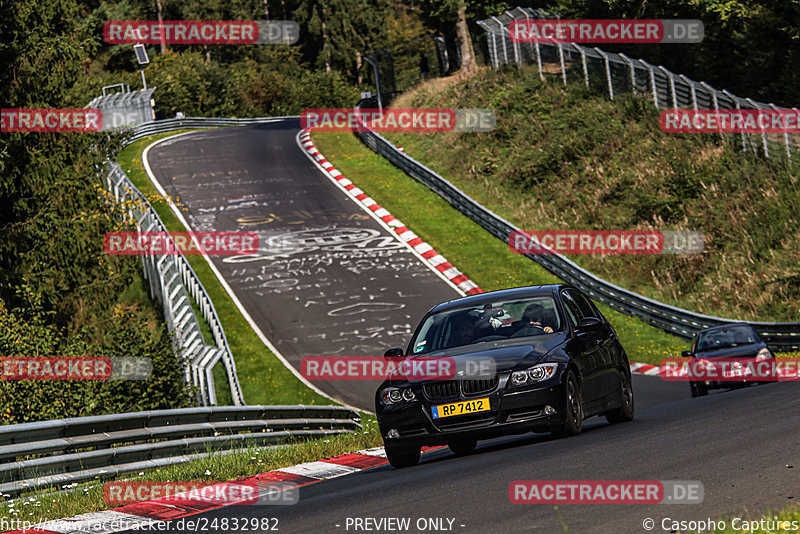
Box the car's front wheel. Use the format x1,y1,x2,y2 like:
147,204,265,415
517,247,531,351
385,444,421,468
689,381,708,398
552,370,583,437
605,372,635,424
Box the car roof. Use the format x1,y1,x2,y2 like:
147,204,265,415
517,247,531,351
429,284,573,314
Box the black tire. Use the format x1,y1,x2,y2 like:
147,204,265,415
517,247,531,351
605,372,635,424
448,439,477,456
552,370,583,437
689,381,708,398
385,444,421,468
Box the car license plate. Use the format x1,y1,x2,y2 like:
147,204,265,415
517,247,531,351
431,398,490,419
724,367,749,378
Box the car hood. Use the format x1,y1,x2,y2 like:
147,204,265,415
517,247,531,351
396,335,565,381
696,343,766,359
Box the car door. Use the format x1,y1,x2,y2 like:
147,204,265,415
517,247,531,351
571,291,618,399
560,290,604,405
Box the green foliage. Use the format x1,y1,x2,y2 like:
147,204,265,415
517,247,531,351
388,67,800,321
0,0,192,423
0,289,192,424
295,0,389,80
549,0,800,107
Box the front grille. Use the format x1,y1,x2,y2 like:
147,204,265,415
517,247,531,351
436,415,495,431
424,381,459,401
461,376,499,396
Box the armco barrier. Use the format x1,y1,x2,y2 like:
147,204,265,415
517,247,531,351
477,7,799,165
353,97,800,350
105,162,241,406
0,406,360,496
102,116,298,406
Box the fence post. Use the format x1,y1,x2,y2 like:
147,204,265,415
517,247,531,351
510,26,520,66
658,66,677,109
489,30,498,69
647,64,659,108
618,53,636,95
699,82,724,141
680,75,698,110
596,48,614,100
491,17,509,66
522,9,537,73
558,42,567,86
787,107,797,165
723,90,748,153
579,45,589,89
746,98,769,157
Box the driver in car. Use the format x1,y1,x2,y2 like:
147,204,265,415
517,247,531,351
449,316,476,347
518,303,554,334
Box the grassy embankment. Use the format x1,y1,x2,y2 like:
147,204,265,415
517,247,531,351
385,66,799,323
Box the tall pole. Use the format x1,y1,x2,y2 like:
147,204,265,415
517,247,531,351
364,55,382,113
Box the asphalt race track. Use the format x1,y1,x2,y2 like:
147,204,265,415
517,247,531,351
115,377,799,534
142,124,800,534
144,121,460,410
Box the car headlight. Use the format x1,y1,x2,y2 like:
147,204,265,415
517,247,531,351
510,363,558,386
756,347,773,361
381,387,416,404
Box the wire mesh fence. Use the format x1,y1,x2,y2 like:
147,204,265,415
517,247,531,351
477,7,799,165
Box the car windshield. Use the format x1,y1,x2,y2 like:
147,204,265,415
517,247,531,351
409,296,561,354
696,326,760,351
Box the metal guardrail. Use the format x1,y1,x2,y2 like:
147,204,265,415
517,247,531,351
104,163,243,406
0,406,360,496
125,116,299,144
101,116,300,406
354,97,800,350
477,7,799,166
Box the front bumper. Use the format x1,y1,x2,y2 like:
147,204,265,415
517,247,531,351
377,375,565,447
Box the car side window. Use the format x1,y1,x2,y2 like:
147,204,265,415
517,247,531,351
567,290,597,319
560,291,583,327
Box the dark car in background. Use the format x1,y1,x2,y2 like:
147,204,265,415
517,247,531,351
375,284,635,468
683,324,775,397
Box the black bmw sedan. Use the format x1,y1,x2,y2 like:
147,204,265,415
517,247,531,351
375,284,635,468
683,323,775,397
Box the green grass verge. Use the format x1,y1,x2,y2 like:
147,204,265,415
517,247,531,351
386,67,800,323
116,130,329,406
0,417,381,525
311,131,687,365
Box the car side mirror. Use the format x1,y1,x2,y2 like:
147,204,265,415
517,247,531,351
575,317,602,332
681,351,692,358
384,347,404,359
